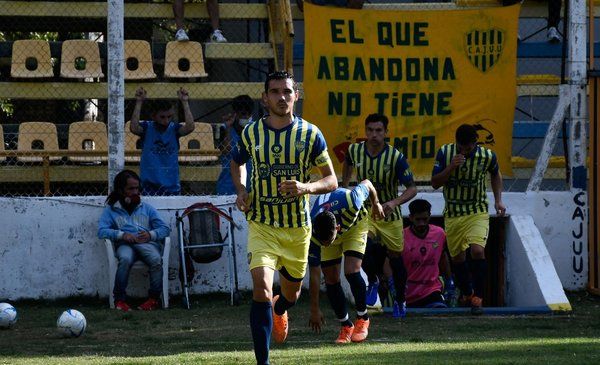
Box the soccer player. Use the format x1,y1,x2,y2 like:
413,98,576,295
310,179,384,344
404,199,451,308
230,71,337,365
342,113,417,318
431,124,506,314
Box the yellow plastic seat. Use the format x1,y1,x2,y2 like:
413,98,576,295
125,121,142,163
60,40,104,79
17,122,62,162
124,40,157,80
67,121,108,163
164,41,208,78
10,40,54,78
179,122,219,163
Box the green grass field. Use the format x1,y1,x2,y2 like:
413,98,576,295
1,291,599,365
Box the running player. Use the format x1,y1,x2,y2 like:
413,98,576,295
310,180,384,343
431,123,506,314
342,113,417,317
230,71,337,364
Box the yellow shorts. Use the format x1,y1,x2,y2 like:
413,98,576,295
368,216,405,253
321,218,369,263
445,212,490,258
247,221,312,281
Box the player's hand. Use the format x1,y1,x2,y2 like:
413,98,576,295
135,230,151,243
495,201,507,216
236,191,250,212
278,180,308,198
450,154,466,169
177,87,189,102
381,201,396,217
122,233,137,243
135,87,146,102
222,112,236,128
309,309,325,333
372,202,385,221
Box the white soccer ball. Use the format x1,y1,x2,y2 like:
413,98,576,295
56,309,87,338
0,302,17,329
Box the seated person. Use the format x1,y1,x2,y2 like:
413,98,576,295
98,169,171,312
173,0,227,42
403,198,451,308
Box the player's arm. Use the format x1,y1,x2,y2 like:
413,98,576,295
130,87,146,136
431,149,463,189
278,158,338,197
358,179,384,220
341,153,354,188
491,170,506,216
230,136,250,212
308,265,325,333
177,87,195,136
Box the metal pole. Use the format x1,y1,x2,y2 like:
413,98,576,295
107,0,125,191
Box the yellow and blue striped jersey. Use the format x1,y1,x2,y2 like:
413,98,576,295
346,142,414,221
432,143,499,217
310,184,370,246
232,116,332,228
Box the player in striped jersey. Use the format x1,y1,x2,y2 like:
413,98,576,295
431,124,506,314
231,71,337,365
342,113,417,318
309,180,384,344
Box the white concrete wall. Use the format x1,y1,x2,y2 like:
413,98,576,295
505,215,571,310
0,191,587,300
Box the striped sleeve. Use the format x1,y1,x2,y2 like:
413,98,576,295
488,150,499,175
395,154,414,186
309,127,331,167
432,147,446,175
231,127,250,165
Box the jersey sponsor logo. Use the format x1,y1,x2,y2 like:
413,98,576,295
254,144,262,151
295,140,306,152
315,154,330,165
258,162,270,179
259,196,297,204
271,144,283,159
271,163,301,177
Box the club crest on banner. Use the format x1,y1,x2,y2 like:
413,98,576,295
464,29,505,72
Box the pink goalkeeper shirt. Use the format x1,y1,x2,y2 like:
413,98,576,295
403,224,447,304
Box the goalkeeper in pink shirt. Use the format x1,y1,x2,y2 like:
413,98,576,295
403,199,452,308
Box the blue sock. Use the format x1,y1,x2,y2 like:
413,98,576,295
470,259,487,298
274,294,295,316
326,282,351,326
453,261,472,296
250,300,272,365
389,256,407,303
345,271,368,319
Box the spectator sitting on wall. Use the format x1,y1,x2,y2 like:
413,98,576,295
173,0,227,42
296,0,364,12
98,169,171,312
130,86,195,196
503,0,562,43
216,95,254,195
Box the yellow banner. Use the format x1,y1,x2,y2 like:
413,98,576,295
302,3,519,179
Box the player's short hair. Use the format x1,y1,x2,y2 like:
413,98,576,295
365,113,389,130
264,71,297,93
408,199,432,215
313,210,337,243
456,124,478,145
150,100,175,114
232,95,254,114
